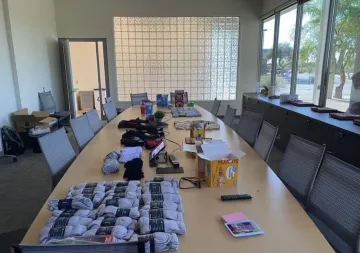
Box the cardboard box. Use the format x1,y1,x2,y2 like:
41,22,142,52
196,140,245,187
12,108,56,132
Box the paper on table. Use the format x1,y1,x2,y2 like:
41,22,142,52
231,149,246,159
183,143,197,153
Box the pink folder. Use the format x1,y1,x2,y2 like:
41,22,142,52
221,212,248,223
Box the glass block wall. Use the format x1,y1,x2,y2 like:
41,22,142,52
114,17,239,101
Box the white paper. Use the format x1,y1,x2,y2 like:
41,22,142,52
182,144,197,153
230,149,246,159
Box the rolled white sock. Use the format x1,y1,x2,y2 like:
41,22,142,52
71,192,105,208
123,219,137,241
141,201,183,212
70,181,107,190
136,233,179,252
138,217,186,235
48,198,93,211
105,190,141,200
51,209,96,219
87,216,133,230
106,184,139,195
99,206,140,219
46,216,93,228
39,225,87,244
141,194,182,205
83,225,127,240
105,180,141,188
142,185,178,194
140,208,183,221
145,177,179,188
67,185,108,197
97,198,140,213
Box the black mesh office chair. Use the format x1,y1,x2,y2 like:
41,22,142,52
222,105,236,127
278,134,326,207
38,91,71,126
130,93,149,106
307,154,360,253
234,109,263,147
210,98,221,116
253,121,278,163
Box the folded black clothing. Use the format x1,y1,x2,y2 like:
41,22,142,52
121,137,144,147
118,118,148,128
122,130,164,140
124,158,144,181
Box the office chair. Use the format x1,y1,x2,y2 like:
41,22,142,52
105,97,122,115
210,98,221,116
253,121,278,163
70,114,94,151
234,109,263,147
38,91,71,125
103,102,118,122
86,109,103,134
38,128,76,189
222,105,236,127
278,134,326,207
130,93,149,106
307,154,360,253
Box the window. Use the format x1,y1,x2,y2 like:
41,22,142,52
296,0,329,104
275,5,297,95
260,16,275,87
114,17,240,101
326,0,360,112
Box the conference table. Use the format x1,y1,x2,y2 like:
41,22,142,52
21,105,333,252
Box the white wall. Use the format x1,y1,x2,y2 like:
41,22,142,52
262,0,289,15
6,0,63,112
0,0,18,126
54,0,261,115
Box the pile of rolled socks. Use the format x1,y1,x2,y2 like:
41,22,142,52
101,151,121,175
137,217,186,235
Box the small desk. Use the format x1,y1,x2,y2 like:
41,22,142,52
21,106,333,253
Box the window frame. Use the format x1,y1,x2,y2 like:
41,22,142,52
258,0,338,107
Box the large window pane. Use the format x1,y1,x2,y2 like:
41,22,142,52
326,0,360,112
260,16,275,88
275,5,297,95
297,0,330,104
114,17,239,101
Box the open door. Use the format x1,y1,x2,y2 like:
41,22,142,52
58,39,76,118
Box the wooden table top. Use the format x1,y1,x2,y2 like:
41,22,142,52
21,105,333,253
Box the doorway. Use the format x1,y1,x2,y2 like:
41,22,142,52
58,39,110,120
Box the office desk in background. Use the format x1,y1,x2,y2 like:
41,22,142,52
21,106,333,253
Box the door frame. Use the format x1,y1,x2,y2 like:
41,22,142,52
58,38,111,120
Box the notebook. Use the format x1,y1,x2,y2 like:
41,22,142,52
221,212,248,223
224,220,264,238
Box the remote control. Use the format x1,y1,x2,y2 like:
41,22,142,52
169,154,180,168
221,194,252,201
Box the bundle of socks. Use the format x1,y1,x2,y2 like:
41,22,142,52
105,180,140,188
139,208,183,221
83,225,128,240
67,185,109,197
141,201,184,212
131,233,179,252
48,198,93,211
137,217,186,235
39,225,88,244
51,209,97,219
101,151,121,175
70,181,107,190
142,184,178,194
88,216,133,230
46,216,93,228
98,206,140,219
141,193,182,206
145,177,179,188
70,192,105,208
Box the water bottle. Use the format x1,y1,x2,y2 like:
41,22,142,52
255,82,261,97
